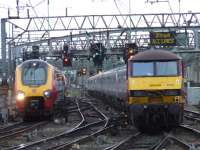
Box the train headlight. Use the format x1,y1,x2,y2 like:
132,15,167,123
43,90,51,98
16,91,25,101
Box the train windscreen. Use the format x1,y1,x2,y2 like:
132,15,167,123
132,61,178,76
132,62,154,76
156,61,178,76
22,63,47,86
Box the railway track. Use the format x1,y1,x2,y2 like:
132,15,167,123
0,121,47,141
0,98,79,149
102,124,199,150
155,125,200,150
183,109,200,132
103,132,141,150
184,109,200,123
0,121,23,132
184,109,200,118
102,132,168,150
152,134,191,150
100,109,200,150
4,95,200,150
7,98,110,150
152,111,200,150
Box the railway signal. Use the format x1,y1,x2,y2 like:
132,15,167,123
63,44,68,55
123,43,138,63
22,45,40,61
81,68,87,75
90,43,106,67
63,56,72,67
31,45,40,59
62,44,72,67
77,68,87,76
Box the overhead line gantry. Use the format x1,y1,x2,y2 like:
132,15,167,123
2,12,200,78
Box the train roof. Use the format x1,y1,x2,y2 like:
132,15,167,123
17,59,61,72
130,50,180,61
88,65,126,80
17,59,48,68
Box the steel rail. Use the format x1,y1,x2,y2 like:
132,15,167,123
152,134,191,150
103,132,141,150
9,98,109,150
47,126,113,150
0,121,47,141
179,124,200,135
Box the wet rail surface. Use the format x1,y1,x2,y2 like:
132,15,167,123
152,109,200,150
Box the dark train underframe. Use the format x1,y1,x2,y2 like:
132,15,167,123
88,90,183,132
130,103,183,132
20,96,68,121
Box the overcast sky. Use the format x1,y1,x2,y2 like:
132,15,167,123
0,0,200,18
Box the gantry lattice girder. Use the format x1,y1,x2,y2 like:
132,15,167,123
12,28,196,52
5,12,200,47
2,13,200,83
7,12,200,31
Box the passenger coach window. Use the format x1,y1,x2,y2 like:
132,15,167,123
156,61,178,76
132,62,154,76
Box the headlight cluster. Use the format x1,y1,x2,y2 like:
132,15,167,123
43,90,51,98
16,91,25,101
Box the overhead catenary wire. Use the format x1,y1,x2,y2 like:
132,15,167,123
113,0,123,15
167,0,177,25
113,0,132,42
28,0,42,17
0,5,12,9
33,0,47,8
145,0,178,25
28,0,49,37
28,0,52,52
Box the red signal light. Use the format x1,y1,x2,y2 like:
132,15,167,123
63,56,71,66
64,57,68,62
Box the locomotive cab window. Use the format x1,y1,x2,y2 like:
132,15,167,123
22,63,47,85
132,62,154,76
156,61,178,76
132,60,178,77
